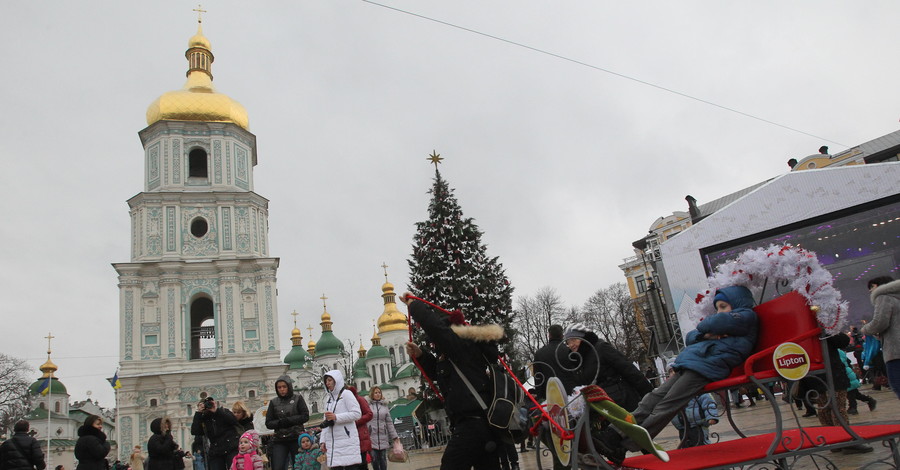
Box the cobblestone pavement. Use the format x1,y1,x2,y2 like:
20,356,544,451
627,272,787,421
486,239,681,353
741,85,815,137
386,386,899,470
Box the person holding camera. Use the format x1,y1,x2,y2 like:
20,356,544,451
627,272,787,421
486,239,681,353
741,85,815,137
264,375,309,470
191,397,240,470
148,417,189,470
319,369,362,469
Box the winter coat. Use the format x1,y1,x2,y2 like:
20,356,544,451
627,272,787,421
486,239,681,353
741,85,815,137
353,394,373,453
367,399,399,450
0,432,46,470
236,416,254,433
320,370,362,468
191,406,240,458
674,286,759,381
292,447,323,470
74,425,111,470
265,375,310,443
572,331,652,411
532,338,579,400
838,350,860,391
229,453,262,470
129,450,144,470
408,300,503,420
862,279,900,362
800,333,851,393
148,418,179,470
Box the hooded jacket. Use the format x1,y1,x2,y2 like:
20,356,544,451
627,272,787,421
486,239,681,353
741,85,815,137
320,370,361,468
74,424,111,470
408,299,503,419
673,285,759,381
570,330,651,411
0,431,46,470
862,279,900,362
366,397,399,450
147,418,178,470
265,375,309,442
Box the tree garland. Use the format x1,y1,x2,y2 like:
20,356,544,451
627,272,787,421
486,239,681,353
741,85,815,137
691,244,847,334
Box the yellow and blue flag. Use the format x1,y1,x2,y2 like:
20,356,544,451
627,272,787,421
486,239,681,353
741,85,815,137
109,371,122,390
36,377,51,396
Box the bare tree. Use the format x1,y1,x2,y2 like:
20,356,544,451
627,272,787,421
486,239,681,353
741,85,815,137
568,283,646,365
0,354,32,435
512,287,567,361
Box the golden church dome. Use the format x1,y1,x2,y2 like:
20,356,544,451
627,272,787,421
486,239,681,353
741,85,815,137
291,327,301,337
146,24,249,130
377,281,408,333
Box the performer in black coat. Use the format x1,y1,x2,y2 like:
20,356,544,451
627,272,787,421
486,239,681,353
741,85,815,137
191,398,239,470
74,415,111,470
564,324,652,412
401,293,505,470
0,420,46,470
532,324,579,401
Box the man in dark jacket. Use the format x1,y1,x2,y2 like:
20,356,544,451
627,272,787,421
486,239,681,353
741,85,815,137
532,325,579,401
0,420,45,470
563,324,652,412
191,398,239,470
401,293,505,470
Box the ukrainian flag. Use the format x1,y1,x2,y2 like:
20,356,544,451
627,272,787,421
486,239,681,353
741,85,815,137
36,377,51,396
110,371,122,390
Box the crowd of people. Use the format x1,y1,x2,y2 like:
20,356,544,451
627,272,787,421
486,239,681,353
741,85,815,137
2,274,896,470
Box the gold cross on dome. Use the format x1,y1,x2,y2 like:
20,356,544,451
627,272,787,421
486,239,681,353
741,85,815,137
427,150,443,170
381,262,389,281
306,324,314,337
45,332,55,354
193,4,207,24
320,293,328,309
291,310,299,327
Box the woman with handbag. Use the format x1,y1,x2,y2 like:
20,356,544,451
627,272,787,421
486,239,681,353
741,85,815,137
366,387,403,470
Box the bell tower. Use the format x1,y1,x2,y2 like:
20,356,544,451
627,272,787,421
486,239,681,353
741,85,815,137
112,16,286,458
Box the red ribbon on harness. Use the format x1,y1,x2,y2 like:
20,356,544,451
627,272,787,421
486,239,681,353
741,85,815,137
403,295,573,441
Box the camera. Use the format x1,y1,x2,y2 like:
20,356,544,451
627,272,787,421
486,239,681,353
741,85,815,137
320,419,334,429
199,397,215,411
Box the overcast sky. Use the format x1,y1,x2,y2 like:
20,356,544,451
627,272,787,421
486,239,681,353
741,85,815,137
1,1,898,408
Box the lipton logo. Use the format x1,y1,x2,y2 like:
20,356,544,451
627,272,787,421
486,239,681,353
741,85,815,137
773,342,811,380
777,354,808,369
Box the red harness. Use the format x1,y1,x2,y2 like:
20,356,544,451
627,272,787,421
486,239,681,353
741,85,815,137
404,295,573,440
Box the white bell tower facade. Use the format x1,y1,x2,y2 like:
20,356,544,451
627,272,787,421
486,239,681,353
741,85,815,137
113,21,287,457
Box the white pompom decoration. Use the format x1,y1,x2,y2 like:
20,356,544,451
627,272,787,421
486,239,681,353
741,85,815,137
690,244,847,334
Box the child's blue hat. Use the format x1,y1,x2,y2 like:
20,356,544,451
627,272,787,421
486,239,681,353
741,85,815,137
298,433,314,446
713,291,730,306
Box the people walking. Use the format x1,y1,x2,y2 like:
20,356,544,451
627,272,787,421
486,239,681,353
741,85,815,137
265,376,310,470
0,420,46,470
75,415,111,470
862,276,900,399
366,387,401,470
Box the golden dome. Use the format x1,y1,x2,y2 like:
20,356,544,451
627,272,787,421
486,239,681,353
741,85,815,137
39,358,58,378
377,281,407,333
146,24,249,130
358,343,367,354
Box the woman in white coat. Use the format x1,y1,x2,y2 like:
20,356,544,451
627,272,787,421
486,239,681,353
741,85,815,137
320,369,362,469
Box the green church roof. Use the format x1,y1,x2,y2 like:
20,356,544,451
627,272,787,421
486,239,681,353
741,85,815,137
393,363,419,380
284,345,312,369
314,331,345,357
366,344,390,360
28,377,67,396
354,357,371,378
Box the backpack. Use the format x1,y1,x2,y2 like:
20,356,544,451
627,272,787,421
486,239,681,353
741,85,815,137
450,359,527,444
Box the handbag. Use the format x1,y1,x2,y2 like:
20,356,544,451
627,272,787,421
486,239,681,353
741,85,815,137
387,449,408,463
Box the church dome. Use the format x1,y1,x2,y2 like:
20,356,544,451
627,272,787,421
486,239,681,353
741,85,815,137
366,330,390,360
28,357,67,395
314,331,344,357
146,24,249,130
283,346,312,369
377,281,408,333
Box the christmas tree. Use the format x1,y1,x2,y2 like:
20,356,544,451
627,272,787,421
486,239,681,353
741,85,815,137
407,154,515,347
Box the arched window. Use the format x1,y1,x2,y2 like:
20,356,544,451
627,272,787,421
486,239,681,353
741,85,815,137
379,364,385,383
54,402,61,413
311,402,319,413
389,347,396,367
39,402,46,409
190,297,216,360
150,399,158,407
189,148,208,178
248,390,256,399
